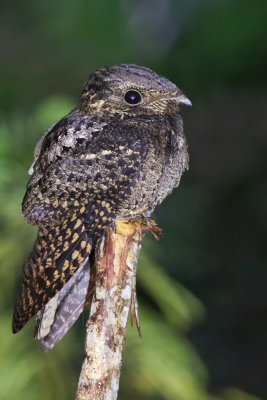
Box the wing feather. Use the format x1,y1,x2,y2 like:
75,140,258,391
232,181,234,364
13,120,149,336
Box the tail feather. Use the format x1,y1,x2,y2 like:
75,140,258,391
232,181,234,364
35,258,90,351
12,215,92,333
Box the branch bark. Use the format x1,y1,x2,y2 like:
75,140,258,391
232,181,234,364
75,219,144,400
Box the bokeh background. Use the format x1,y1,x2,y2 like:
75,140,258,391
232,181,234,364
0,1,266,399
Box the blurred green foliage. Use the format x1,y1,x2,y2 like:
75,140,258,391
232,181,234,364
0,0,266,399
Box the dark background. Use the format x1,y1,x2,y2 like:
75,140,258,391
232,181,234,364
0,1,266,399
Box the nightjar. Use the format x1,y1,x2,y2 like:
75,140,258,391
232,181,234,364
13,64,191,350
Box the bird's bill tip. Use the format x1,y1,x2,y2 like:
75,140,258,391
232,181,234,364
177,94,192,106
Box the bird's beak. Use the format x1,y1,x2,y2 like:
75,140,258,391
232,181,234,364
175,93,192,106
158,92,192,106
148,91,192,107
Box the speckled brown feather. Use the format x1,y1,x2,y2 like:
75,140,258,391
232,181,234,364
13,64,190,345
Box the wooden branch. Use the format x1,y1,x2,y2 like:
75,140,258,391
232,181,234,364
75,219,144,400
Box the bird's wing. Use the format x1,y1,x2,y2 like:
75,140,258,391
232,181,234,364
13,130,149,333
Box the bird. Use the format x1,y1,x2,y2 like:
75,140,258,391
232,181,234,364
12,64,191,350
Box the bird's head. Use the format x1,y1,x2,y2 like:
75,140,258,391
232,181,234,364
80,64,191,117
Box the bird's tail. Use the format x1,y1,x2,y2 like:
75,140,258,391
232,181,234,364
12,214,92,334
35,257,90,351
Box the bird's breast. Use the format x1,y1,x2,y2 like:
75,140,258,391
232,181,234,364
116,114,188,217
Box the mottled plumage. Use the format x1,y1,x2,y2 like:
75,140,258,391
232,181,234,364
13,64,190,350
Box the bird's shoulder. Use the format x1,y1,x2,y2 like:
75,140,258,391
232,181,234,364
22,112,151,225
30,110,153,177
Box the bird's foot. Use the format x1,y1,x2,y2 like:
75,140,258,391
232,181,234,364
114,216,162,240
140,218,162,240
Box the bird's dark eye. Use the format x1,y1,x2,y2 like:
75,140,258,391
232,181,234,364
124,90,142,105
